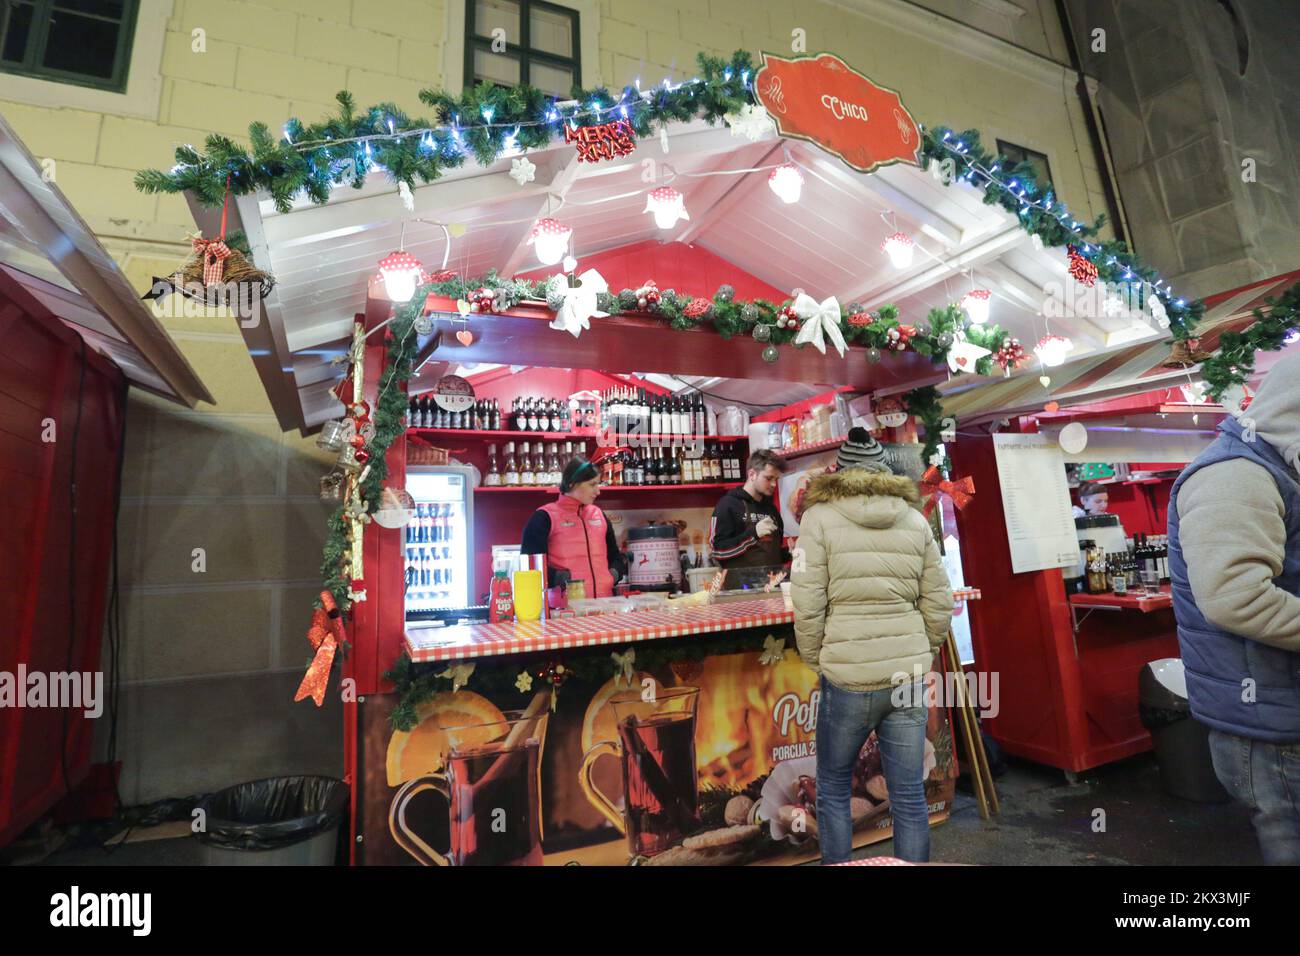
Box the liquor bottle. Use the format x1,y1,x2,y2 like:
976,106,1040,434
422,548,434,588
694,394,707,437
648,395,661,436
491,399,501,431
623,390,636,437
563,440,575,464
520,442,535,485
504,442,520,486
485,444,501,486
678,396,690,435
560,401,571,433
534,444,548,486
546,443,560,486
1159,535,1170,583
510,397,523,431
675,443,687,485
524,399,537,432
639,389,651,437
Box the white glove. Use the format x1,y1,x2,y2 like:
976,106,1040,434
755,516,778,539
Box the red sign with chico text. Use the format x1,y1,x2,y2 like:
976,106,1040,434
754,52,922,173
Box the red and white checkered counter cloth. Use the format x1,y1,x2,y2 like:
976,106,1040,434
405,589,982,664
405,596,791,664
829,857,914,866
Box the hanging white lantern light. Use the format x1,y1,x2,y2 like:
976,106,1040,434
1034,333,1073,367
960,288,992,325
644,186,690,229
880,231,914,269
767,163,803,204
377,250,424,303
527,218,572,266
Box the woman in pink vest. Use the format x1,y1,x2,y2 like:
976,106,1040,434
520,457,623,597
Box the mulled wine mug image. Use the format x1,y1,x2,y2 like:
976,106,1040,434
389,713,547,866
578,686,701,857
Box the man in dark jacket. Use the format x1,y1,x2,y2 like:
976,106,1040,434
1168,351,1300,864
710,449,787,571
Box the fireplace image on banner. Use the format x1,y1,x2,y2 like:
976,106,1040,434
359,637,957,865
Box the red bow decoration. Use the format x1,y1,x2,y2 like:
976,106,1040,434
919,465,976,518
294,591,347,707
192,236,232,287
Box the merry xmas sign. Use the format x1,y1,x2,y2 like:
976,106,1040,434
754,52,922,173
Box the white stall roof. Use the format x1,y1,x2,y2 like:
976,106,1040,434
0,114,211,407
189,115,1184,432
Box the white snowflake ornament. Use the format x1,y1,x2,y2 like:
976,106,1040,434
510,155,536,186
725,104,775,141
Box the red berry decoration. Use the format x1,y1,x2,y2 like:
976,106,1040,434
776,304,800,330
683,296,712,319
847,311,875,328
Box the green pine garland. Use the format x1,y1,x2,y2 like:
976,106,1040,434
1199,281,1300,399
135,52,758,214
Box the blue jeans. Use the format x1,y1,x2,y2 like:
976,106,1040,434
1208,729,1300,865
816,675,930,864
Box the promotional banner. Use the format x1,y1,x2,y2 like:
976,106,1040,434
754,52,922,173
359,633,957,865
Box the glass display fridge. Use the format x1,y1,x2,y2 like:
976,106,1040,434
404,465,475,620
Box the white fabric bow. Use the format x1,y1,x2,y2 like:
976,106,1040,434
759,634,786,666
436,662,475,693
792,293,848,357
549,269,609,338
611,649,636,686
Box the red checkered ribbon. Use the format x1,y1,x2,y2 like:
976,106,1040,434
193,237,232,286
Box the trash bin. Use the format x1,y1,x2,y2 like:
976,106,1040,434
195,775,349,865
1138,659,1229,803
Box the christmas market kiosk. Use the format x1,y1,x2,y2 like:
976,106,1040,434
134,49,1300,864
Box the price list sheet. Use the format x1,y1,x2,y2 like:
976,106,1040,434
992,434,1080,574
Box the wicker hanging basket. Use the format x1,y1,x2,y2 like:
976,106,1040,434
1162,338,1213,368
174,242,275,300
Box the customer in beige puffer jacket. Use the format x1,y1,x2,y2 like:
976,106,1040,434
792,457,954,689
791,428,952,864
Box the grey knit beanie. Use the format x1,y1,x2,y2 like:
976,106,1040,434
836,427,891,473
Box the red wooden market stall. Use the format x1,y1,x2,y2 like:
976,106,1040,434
0,116,212,848
132,45,1300,864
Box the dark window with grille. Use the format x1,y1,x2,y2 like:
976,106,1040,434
996,140,1055,195
465,0,579,98
1,0,139,92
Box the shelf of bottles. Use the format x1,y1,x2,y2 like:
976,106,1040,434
406,383,751,492
406,385,722,440
482,437,748,489
477,483,740,494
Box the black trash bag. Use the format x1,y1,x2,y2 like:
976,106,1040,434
195,776,348,851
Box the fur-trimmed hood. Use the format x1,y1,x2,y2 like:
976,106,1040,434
802,468,920,529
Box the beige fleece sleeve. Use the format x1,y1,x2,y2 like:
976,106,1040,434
917,519,954,650
1177,459,1300,649
790,512,828,672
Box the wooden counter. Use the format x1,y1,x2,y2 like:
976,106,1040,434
1068,585,1172,614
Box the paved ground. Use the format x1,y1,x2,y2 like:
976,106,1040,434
855,752,1260,865
24,751,1259,866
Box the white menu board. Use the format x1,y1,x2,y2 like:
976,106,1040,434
992,434,1080,574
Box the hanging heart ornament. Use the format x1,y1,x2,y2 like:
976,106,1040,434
456,329,474,346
